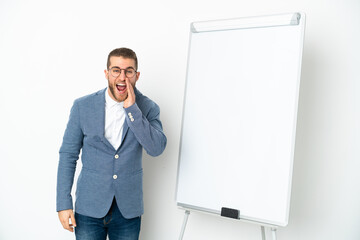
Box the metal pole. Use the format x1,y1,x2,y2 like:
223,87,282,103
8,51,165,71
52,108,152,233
179,210,190,240
261,226,266,240
271,227,277,240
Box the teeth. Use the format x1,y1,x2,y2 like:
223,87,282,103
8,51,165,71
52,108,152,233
116,83,126,86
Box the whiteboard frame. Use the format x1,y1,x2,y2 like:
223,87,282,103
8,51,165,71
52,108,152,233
176,12,306,227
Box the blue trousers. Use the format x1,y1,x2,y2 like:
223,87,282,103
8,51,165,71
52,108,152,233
75,198,141,240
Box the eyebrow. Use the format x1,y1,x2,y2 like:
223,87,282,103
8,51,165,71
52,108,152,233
111,66,135,70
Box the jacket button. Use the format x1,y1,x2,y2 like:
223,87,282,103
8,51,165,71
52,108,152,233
115,154,119,159
113,175,118,179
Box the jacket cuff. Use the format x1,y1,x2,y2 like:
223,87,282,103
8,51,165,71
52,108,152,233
124,103,141,123
56,199,73,212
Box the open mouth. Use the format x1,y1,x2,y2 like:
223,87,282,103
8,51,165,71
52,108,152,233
116,83,127,93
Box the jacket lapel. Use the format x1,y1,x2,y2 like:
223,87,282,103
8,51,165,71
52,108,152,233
121,120,129,143
94,89,116,151
118,88,141,149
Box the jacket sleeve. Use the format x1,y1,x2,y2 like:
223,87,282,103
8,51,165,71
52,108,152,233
124,102,167,157
56,100,83,211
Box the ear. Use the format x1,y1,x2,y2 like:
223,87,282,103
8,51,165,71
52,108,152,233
104,69,109,79
135,71,140,82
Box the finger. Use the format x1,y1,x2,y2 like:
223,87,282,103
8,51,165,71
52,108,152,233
70,212,77,228
68,224,75,232
61,218,71,231
126,78,134,95
124,79,136,108
64,223,74,232
59,214,73,232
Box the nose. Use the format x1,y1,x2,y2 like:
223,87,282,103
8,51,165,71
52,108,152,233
119,70,126,80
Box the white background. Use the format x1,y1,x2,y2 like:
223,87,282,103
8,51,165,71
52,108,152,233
0,0,359,239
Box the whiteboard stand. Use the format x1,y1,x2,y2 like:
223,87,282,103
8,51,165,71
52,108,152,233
261,226,278,240
179,210,190,240
271,227,278,240
261,226,266,240
179,209,279,240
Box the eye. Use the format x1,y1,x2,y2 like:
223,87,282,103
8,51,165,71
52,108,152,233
126,69,134,74
112,69,121,73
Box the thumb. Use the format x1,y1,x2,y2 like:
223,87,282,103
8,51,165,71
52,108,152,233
70,211,77,227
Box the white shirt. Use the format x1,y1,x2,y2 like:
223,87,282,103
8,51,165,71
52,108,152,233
104,88,126,150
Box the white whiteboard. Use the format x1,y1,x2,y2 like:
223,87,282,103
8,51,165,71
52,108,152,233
176,13,305,227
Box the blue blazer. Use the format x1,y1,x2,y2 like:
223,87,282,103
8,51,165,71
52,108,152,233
56,88,167,219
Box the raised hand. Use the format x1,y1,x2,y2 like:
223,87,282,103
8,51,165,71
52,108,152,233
124,78,136,108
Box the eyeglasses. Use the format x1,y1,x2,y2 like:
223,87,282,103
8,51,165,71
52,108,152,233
108,67,137,78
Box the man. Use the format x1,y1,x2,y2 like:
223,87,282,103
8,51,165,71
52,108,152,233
57,48,167,239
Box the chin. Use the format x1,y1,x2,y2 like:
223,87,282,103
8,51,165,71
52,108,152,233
116,94,127,102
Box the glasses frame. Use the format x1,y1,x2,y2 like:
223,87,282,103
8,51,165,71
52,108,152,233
108,66,137,78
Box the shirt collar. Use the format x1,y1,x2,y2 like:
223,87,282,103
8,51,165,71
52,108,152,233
105,88,124,108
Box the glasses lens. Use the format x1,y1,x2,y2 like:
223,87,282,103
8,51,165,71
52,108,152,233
109,68,136,78
125,69,135,78
110,68,120,77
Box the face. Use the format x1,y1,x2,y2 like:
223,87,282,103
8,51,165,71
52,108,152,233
104,56,140,102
